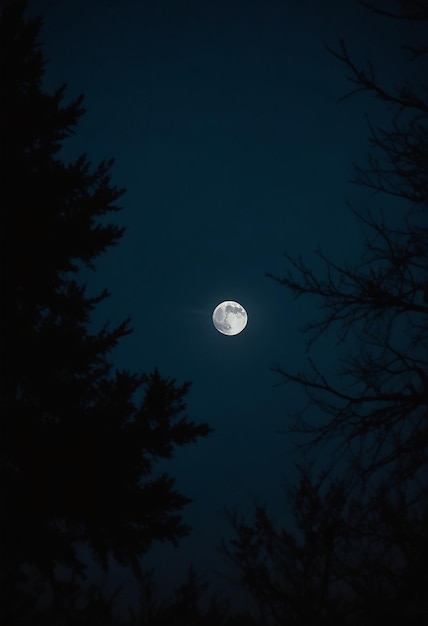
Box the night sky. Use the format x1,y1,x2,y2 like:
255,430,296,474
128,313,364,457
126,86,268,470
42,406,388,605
26,0,417,610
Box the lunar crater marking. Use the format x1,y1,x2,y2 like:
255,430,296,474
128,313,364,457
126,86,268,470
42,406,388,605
212,300,248,336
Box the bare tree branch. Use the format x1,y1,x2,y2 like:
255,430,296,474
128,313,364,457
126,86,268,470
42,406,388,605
268,5,428,480
357,0,428,21
324,39,428,114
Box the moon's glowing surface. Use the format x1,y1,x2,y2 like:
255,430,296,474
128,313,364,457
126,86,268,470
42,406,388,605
212,301,248,336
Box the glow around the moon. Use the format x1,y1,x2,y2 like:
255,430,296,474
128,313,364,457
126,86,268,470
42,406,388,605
212,301,248,336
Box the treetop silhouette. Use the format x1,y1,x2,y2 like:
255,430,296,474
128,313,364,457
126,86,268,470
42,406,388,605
0,0,212,595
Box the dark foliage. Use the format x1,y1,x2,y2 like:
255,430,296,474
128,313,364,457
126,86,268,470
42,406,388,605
0,2,212,620
0,564,260,626
225,465,428,625
224,467,350,625
128,566,231,626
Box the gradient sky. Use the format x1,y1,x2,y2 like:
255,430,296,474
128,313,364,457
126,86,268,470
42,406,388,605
26,0,418,610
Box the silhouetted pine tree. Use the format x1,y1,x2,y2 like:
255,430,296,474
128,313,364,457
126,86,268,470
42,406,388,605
225,464,428,625
0,2,212,620
224,466,350,625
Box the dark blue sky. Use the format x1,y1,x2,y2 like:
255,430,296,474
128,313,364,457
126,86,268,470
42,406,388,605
27,0,416,610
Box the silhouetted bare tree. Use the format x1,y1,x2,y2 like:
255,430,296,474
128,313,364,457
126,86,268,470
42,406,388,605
226,3,428,624
358,0,428,22
267,2,428,482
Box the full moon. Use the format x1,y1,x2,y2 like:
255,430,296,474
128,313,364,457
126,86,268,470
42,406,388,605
212,300,248,336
